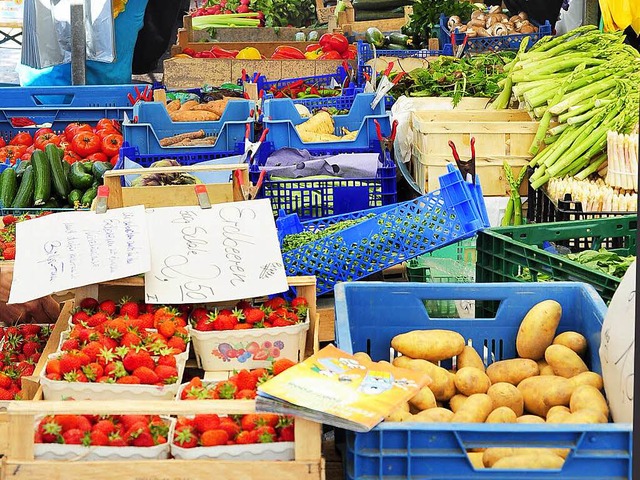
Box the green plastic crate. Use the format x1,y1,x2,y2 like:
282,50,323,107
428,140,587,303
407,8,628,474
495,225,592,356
476,215,637,304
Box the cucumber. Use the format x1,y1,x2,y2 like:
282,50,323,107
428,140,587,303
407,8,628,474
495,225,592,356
81,186,98,207
92,161,113,182
68,189,83,207
62,159,71,178
41,198,59,209
388,32,409,46
45,144,70,200
356,7,405,21
352,0,410,11
14,160,30,179
0,168,18,208
11,165,34,209
365,27,385,47
31,150,52,206
70,162,94,190
386,43,407,50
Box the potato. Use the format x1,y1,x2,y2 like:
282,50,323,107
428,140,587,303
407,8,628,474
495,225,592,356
487,383,523,416
449,394,468,413
391,329,465,362
569,371,603,391
537,359,555,376
486,359,539,385
570,385,609,418
516,415,545,423
562,409,608,424
516,300,562,360
451,394,493,423
393,357,456,401
353,352,372,363
385,408,413,422
545,344,588,378
454,367,491,396
518,376,572,417
457,346,485,371
486,406,517,423
412,407,454,422
377,360,392,367
546,406,571,423
516,415,545,424
467,451,485,469
409,386,437,411
483,448,564,468
553,331,587,356
492,453,565,469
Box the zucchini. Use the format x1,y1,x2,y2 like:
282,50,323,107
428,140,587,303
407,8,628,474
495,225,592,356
11,165,34,209
388,32,409,46
356,7,405,21
70,162,94,190
0,168,18,208
386,43,407,50
92,161,113,182
365,27,385,48
15,160,30,179
68,189,83,207
81,186,98,207
31,150,52,206
45,144,70,200
352,0,410,11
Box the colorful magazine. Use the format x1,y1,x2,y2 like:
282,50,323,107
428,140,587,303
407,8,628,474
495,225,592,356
256,344,430,432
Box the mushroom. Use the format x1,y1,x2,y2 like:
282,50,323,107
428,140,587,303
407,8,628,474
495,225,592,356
471,10,484,19
468,18,486,28
448,16,461,30
496,13,509,23
519,24,537,34
518,11,528,20
475,27,490,37
509,15,520,23
505,22,515,32
514,19,524,30
485,14,500,27
488,5,501,14
491,23,509,35
457,25,468,32
465,28,478,37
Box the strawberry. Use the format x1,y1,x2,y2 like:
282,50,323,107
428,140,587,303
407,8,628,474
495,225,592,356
82,362,104,381
62,428,84,445
0,387,14,400
157,355,177,368
120,415,150,431
116,375,140,384
108,432,127,447
213,313,237,331
235,389,256,399
278,424,294,442
138,313,155,329
264,297,287,310
79,297,99,312
255,425,276,443
0,373,12,389
92,419,117,436
214,380,237,400
75,416,92,433
104,361,127,379
200,429,229,447
123,349,155,372
154,365,178,384
167,336,186,353
19,324,41,336
119,298,139,319
71,310,91,325
153,306,178,327
271,358,296,376
250,368,269,384
157,318,176,338
244,308,265,325
242,413,279,431
131,430,155,447
192,414,221,434
235,369,257,391
38,417,63,443
87,312,109,328
2,246,16,260
173,426,198,448
2,215,17,225
81,341,103,362
87,430,109,446
121,332,142,348
218,419,241,439
272,316,295,328
58,351,85,374
99,299,117,316
235,430,257,445
291,297,308,308
194,317,216,332
133,366,159,385
61,338,80,351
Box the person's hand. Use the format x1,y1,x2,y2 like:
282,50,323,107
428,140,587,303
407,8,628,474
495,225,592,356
0,267,60,325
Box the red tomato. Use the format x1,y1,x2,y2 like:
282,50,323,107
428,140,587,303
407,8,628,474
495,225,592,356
101,134,123,157
9,132,33,147
34,133,61,150
63,151,82,164
71,132,101,157
84,152,108,163
109,155,119,167
95,127,119,139
0,145,27,165
34,127,54,139
96,118,121,133
0,138,5,148
64,123,91,141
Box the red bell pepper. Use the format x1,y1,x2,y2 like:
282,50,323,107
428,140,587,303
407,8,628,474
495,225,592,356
319,33,349,54
318,50,342,60
305,43,322,53
343,44,357,59
271,46,306,60
210,46,239,58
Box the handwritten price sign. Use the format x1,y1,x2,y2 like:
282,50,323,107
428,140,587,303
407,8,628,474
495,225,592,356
144,199,288,304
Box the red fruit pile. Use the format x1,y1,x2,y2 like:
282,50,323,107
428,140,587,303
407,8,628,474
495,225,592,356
71,298,190,354
0,213,50,260
190,296,308,332
0,119,123,166
191,0,257,19
0,324,53,400
35,414,169,447
180,358,295,400
173,413,294,448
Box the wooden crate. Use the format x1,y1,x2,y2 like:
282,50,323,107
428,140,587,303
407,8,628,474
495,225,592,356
101,163,249,210
333,5,410,35
1,399,323,480
411,109,538,196
0,300,72,456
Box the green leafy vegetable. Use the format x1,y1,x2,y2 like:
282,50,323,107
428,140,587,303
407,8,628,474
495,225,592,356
567,248,635,278
282,215,375,253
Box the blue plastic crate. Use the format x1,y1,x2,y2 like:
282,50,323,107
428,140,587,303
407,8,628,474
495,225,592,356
439,14,552,53
277,164,487,295
256,65,352,94
262,93,390,152
334,281,632,480
121,100,253,155
116,141,244,169
0,84,138,142
250,141,397,220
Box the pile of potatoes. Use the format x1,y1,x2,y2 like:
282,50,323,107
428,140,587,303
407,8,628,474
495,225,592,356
366,299,610,470
447,6,538,38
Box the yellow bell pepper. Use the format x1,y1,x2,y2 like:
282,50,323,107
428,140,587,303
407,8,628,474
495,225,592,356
304,49,323,60
236,47,262,60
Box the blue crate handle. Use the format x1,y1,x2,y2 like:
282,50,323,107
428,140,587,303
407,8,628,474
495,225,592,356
0,84,139,108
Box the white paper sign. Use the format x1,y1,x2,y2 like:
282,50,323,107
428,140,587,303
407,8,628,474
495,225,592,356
144,199,288,304
8,206,151,304
599,260,635,423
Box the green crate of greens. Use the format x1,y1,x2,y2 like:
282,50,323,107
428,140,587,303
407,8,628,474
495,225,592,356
476,215,637,304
